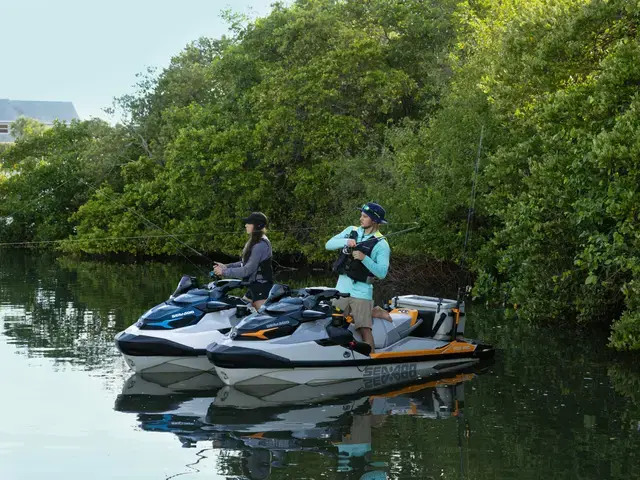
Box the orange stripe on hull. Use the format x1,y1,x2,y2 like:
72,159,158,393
369,341,476,359
240,327,278,340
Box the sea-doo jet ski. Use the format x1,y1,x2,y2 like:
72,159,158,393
206,285,494,386
115,276,252,373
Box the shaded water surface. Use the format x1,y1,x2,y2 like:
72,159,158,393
1,250,639,479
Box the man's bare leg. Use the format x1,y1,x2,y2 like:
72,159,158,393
372,306,393,322
253,299,266,310
359,327,375,354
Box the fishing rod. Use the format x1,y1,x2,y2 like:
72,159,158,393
0,156,128,223
453,126,484,338
459,126,484,277
378,222,422,240
0,149,212,273
352,222,422,247
2,148,422,272
80,179,214,277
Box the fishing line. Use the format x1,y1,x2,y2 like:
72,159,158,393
1,153,131,221
81,179,212,276
2,176,77,219
0,224,420,248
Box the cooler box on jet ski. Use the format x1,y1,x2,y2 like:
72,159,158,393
390,295,465,341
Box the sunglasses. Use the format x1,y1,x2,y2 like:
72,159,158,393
361,204,382,218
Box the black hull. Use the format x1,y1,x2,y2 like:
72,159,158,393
115,332,206,357
206,343,494,370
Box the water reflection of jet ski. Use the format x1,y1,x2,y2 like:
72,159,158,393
115,372,222,415
114,371,224,447
207,284,494,386
119,371,223,396
114,369,480,480
213,373,476,480
113,369,477,444
115,276,252,373
211,372,475,422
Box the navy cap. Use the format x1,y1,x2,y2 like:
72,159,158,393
357,202,387,224
242,212,268,229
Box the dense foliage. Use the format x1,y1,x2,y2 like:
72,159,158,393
1,0,639,349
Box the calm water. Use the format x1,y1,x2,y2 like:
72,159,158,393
1,250,639,480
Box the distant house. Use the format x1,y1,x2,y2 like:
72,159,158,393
0,99,79,143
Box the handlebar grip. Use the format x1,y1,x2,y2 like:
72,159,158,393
339,292,351,298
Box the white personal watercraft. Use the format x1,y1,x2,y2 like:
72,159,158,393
206,285,494,386
115,276,252,373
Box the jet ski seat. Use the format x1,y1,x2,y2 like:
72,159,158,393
350,309,422,349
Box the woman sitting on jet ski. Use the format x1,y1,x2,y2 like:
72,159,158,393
213,212,274,309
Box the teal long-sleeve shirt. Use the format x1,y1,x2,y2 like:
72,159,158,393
325,226,391,300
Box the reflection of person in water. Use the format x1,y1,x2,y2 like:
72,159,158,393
336,413,388,479
236,411,389,480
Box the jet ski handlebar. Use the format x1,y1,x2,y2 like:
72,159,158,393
262,285,350,310
295,289,350,310
293,288,349,300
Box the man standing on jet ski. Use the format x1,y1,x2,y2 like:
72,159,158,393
326,202,391,353
213,212,274,309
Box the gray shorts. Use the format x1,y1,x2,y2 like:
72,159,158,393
332,297,374,330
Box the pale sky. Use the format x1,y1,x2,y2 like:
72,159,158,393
0,0,275,120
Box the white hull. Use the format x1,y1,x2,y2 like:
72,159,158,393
123,354,217,374
214,357,479,386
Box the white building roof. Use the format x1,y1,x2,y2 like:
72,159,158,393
0,99,79,143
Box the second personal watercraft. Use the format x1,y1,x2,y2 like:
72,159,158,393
207,285,494,386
